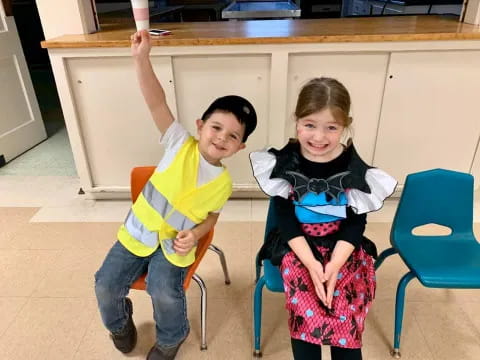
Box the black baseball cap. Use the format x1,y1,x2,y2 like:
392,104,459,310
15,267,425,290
201,95,257,143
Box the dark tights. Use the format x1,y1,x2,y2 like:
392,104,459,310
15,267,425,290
291,338,362,360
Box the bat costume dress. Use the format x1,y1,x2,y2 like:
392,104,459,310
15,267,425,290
250,140,397,349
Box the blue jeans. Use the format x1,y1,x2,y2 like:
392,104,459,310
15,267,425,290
94,241,189,346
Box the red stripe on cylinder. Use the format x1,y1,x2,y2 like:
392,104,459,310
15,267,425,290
133,8,149,21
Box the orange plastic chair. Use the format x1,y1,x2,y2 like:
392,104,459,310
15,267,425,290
129,166,230,350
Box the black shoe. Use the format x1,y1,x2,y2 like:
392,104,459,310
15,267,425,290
110,297,137,353
146,344,182,360
146,332,189,360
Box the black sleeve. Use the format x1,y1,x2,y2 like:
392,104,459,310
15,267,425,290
272,196,304,243
335,207,366,249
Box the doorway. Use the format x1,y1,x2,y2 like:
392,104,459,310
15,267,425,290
12,0,63,136
0,0,75,176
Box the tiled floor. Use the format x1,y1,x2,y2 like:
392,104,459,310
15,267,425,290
0,127,76,177
1,174,480,359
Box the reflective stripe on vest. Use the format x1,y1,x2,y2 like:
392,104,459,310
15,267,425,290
124,190,195,253
139,181,196,231
117,136,232,266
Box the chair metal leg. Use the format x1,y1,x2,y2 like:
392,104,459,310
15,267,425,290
375,247,398,270
208,244,231,285
392,271,415,358
253,276,266,357
192,274,207,350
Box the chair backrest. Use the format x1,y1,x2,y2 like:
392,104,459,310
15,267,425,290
261,198,285,292
131,166,156,202
391,168,474,246
130,166,215,290
264,198,279,241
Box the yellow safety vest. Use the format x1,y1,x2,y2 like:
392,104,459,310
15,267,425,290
117,137,232,267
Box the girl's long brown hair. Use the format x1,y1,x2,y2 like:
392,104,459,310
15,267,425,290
295,77,352,128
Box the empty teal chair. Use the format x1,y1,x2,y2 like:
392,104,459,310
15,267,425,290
253,198,284,357
375,169,480,358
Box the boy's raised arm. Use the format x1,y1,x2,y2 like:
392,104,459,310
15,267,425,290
131,30,174,134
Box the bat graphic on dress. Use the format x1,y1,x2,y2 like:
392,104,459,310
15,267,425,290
285,171,351,202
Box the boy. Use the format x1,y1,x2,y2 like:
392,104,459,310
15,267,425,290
94,30,257,360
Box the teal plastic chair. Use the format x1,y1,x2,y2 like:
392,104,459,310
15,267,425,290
375,169,480,358
253,198,284,357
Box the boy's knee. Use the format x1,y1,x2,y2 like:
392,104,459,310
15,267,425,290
94,269,121,298
146,279,183,305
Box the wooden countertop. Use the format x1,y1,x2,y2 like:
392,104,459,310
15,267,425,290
41,16,480,49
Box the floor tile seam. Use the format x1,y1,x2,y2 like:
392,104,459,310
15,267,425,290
25,219,121,225
452,302,480,346
403,298,479,304
0,203,47,209
0,248,62,254
29,218,122,224
411,302,480,359
188,295,252,301
0,246,108,251
21,249,65,297
0,206,41,209
0,207,41,222
14,295,97,299
0,297,30,340
71,304,99,360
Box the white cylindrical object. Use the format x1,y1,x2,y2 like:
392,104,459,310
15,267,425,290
131,0,150,31
134,20,149,31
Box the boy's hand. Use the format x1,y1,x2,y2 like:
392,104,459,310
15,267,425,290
131,30,151,59
173,230,197,256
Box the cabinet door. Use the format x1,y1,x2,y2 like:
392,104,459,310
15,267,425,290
0,7,46,165
173,55,270,188
374,51,480,184
68,56,176,188
287,53,389,163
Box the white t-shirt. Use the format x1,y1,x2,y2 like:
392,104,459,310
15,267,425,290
158,121,225,212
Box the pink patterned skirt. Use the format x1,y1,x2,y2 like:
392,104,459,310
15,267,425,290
280,245,376,348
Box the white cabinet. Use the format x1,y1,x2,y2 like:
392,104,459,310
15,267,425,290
374,51,480,183
49,42,480,198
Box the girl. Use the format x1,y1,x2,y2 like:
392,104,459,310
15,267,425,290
250,78,396,360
